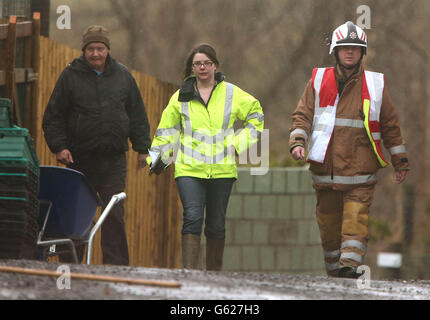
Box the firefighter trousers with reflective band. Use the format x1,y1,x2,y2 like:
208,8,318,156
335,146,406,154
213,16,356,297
314,184,375,277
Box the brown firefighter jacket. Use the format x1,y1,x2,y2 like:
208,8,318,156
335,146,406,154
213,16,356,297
289,64,409,188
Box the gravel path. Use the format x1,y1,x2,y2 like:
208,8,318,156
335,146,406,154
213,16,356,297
1,259,430,300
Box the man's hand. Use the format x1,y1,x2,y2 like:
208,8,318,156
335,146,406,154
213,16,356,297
291,146,305,161
138,153,149,169
56,149,74,165
395,170,408,184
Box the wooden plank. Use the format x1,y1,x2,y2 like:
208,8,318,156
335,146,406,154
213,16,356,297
0,68,36,85
0,266,181,288
0,21,32,40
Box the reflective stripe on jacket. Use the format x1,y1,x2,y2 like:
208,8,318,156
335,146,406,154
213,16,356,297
362,70,387,167
289,64,409,186
309,67,388,167
149,78,264,179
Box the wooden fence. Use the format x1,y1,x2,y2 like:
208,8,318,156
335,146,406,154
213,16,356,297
34,36,182,268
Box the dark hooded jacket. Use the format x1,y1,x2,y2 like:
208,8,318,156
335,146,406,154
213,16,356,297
42,54,151,156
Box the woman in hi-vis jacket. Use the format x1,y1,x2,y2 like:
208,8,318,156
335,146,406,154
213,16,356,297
148,44,264,271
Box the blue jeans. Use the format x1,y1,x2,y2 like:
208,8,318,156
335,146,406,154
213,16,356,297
176,177,235,239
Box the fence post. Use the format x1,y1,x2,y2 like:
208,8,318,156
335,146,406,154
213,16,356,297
30,11,40,137
5,15,17,121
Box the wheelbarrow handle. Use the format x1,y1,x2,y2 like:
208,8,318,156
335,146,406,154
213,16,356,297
114,192,127,202
86,192,127,264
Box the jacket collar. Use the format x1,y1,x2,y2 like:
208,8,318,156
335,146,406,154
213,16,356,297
178,72,225,102
70,53,115,75
335,62,364,95
335,61,364,83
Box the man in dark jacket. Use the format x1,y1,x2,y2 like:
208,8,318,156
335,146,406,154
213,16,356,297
42,25,151,265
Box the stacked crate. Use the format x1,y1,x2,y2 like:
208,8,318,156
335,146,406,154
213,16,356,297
0,98,40,259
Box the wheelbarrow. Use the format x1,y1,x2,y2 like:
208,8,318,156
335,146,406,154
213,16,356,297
37,166,126,264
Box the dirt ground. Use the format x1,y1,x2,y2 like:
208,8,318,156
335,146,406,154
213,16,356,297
1,259,430,301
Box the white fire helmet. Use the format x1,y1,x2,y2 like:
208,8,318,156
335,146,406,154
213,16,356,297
329,21,367,55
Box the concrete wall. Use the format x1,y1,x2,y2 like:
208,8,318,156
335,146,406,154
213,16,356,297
201,167,326,275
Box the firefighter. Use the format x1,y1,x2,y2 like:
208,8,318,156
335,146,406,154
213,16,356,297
289,21,409,278
148,43,264,271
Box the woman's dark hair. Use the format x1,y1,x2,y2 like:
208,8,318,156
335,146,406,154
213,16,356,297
183,43,219,79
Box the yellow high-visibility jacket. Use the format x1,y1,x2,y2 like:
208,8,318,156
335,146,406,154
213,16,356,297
148,75,264,179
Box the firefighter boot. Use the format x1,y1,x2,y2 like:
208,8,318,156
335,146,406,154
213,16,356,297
338,265,361,278
206,238,225,271
339,201,369,278
182,234,201,269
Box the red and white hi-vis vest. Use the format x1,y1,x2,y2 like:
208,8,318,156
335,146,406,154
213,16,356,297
308,67,388,167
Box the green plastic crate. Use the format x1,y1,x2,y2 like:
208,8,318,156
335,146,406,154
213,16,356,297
0,99,13,128
0,158,40,177
0,127,39,164
0,172,39,194
0,127,40,177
